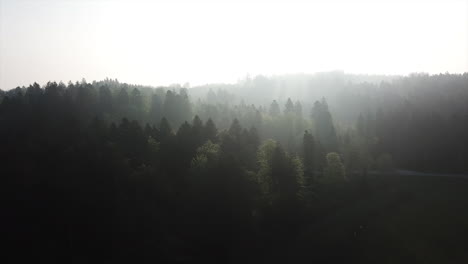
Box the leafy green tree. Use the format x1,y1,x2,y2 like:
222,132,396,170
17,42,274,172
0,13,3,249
190,140,220,170
256,140,303,205
256,139,277,195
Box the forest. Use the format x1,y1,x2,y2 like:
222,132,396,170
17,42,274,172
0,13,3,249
2,72,468,263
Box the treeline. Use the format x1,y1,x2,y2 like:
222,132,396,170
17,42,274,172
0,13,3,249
1,73,467,261
2,81,348,262
2,73,467,173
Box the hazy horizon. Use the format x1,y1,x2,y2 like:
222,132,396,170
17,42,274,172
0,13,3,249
1,0,467,89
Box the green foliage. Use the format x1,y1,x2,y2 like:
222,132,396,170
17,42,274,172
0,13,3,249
256,140,303,205
147,136,160,154
190,140,220,170
256,139,277,195
3,74,468,262
323,152,346,183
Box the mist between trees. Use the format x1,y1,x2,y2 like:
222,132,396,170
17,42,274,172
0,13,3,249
2,71,468,262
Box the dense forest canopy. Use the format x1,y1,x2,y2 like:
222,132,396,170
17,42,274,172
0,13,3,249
2,72,467,172
2,72,468,262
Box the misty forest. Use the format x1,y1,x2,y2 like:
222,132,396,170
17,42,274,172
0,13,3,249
2,72,468,263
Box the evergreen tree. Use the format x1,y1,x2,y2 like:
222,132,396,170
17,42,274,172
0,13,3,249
159,117,173,139
311,99,338,151
149,94,163,125
178,88,192,125
302,130,316,205
229,118,242,139
203,118,218,143
130,88,143,110
192,115,204,145
303,130,315,178
269,100,280,117
117,87,130,118
294,100,303,118
271,144,301,204
284,98,294,115
25,82,43,106
98,85,113,114
323,152,346,182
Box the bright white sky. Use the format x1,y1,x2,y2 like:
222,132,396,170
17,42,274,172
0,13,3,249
0,0,467,89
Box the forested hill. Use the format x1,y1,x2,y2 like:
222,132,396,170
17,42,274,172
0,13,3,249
2,73,467,173
2,72,468,262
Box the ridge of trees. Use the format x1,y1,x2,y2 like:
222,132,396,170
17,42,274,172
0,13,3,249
2,73,468,261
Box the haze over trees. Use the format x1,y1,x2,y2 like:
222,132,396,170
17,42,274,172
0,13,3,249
2,72,468,262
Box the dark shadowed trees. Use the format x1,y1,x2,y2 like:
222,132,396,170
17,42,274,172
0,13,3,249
312,98,338,152
269,100,280,117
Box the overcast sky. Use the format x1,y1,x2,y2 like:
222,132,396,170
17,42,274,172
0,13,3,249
1,0,467,89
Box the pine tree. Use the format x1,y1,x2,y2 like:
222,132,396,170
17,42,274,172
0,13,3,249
302,130,316,205
99,85,113,114
323,152,346,182
192,115,204,145
229,119,242,139
203,118,218,143
311,99,338,151
269,100,280,117
159,117,172,139
149,94,162,125
303,130,315,178
284,98,294,114
294,100,303,118
130,88,143,110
